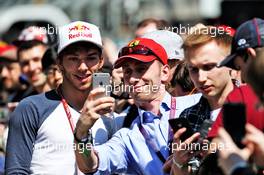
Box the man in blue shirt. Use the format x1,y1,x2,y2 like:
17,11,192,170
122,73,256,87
74,37,174,174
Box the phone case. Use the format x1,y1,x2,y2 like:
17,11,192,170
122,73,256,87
169,118,194,141
92,73,111,96
223,103,246,148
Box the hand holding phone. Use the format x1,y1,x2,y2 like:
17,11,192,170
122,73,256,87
169,118,194,141
92,73,114,116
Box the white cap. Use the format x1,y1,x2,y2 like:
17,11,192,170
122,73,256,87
13,26,48,46
142,30,184,60
58,21,103,54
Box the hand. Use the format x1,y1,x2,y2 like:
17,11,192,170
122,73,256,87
163,155,172,174
172,128,201,166
216,127,253,175
243,123,264,166
75,87,115,139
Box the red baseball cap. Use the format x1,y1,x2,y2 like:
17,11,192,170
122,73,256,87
0,41,17,63
114,38,168,68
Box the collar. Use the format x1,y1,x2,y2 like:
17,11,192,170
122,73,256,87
138,91,171,124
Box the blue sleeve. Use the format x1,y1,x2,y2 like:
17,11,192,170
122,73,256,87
94,129,130,174
5,98,39,174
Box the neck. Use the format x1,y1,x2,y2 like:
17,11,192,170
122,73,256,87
60,83,90,111
135,87,166,115
35,83,51,93
207,80,234,110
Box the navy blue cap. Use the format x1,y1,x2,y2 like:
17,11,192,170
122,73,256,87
218,18,264,69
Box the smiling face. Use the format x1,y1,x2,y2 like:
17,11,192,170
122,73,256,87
58,42,103,92
122,59,169,103
186,41,232,99
0,62,21,91
19,44,47,87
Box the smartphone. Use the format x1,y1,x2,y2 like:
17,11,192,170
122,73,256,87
169,118,194,141
223,103,246,148
199,119,214,139
92,73,111,97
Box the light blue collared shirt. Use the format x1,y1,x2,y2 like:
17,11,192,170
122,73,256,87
94,92,201,174
94,92,172,175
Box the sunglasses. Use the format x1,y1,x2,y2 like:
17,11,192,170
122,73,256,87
118,45,157,58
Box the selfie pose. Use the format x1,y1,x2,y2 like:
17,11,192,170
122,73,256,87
73,37,172,174
5,21,120,174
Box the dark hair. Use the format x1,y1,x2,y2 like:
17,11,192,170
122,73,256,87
57,41,102,61
42,45,58,72
17,40,47,60
171,61,195,92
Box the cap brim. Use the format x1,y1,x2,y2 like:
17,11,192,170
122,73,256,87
58,40,103,55
12,40,23,47
217,53,238,70
114,54,157,68
0,57,17,64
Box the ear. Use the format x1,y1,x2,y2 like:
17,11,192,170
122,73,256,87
97,56,104,70
56,57,64,73
161,64,170,83
247,48,256,58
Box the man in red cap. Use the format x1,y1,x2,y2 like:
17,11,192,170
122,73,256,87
0,44,21,101
0,43,30,106
73,37,177,174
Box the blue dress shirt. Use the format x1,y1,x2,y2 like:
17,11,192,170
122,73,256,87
94,92,172,175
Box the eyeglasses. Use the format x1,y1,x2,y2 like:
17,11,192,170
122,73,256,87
118,45,157,58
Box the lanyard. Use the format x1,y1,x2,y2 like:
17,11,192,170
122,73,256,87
169,97,176,119
57,87,75,133
169,97,176,154
169,97,176,136
56,87,81,174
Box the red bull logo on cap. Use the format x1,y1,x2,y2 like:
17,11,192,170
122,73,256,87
68,22,92,40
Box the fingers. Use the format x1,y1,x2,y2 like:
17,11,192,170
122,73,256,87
93,102,115,115
243,124,264,145
217,127,234,145
163,155,172,173
173,128,186,143
245,123,262,135
217,127,252,161
240,146,253,160
78,87,115,130
172,131,201,165
88,87,108,101
184,132,200,145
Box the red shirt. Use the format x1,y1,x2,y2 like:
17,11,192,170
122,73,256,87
208,85,264,138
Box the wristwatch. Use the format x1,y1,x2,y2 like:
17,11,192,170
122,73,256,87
74,129,93,144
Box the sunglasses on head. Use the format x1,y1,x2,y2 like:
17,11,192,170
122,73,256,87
118,45,157,58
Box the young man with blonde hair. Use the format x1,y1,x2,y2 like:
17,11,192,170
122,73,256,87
170,27,235,174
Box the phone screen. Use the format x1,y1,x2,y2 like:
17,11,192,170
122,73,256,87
223,103,246,148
